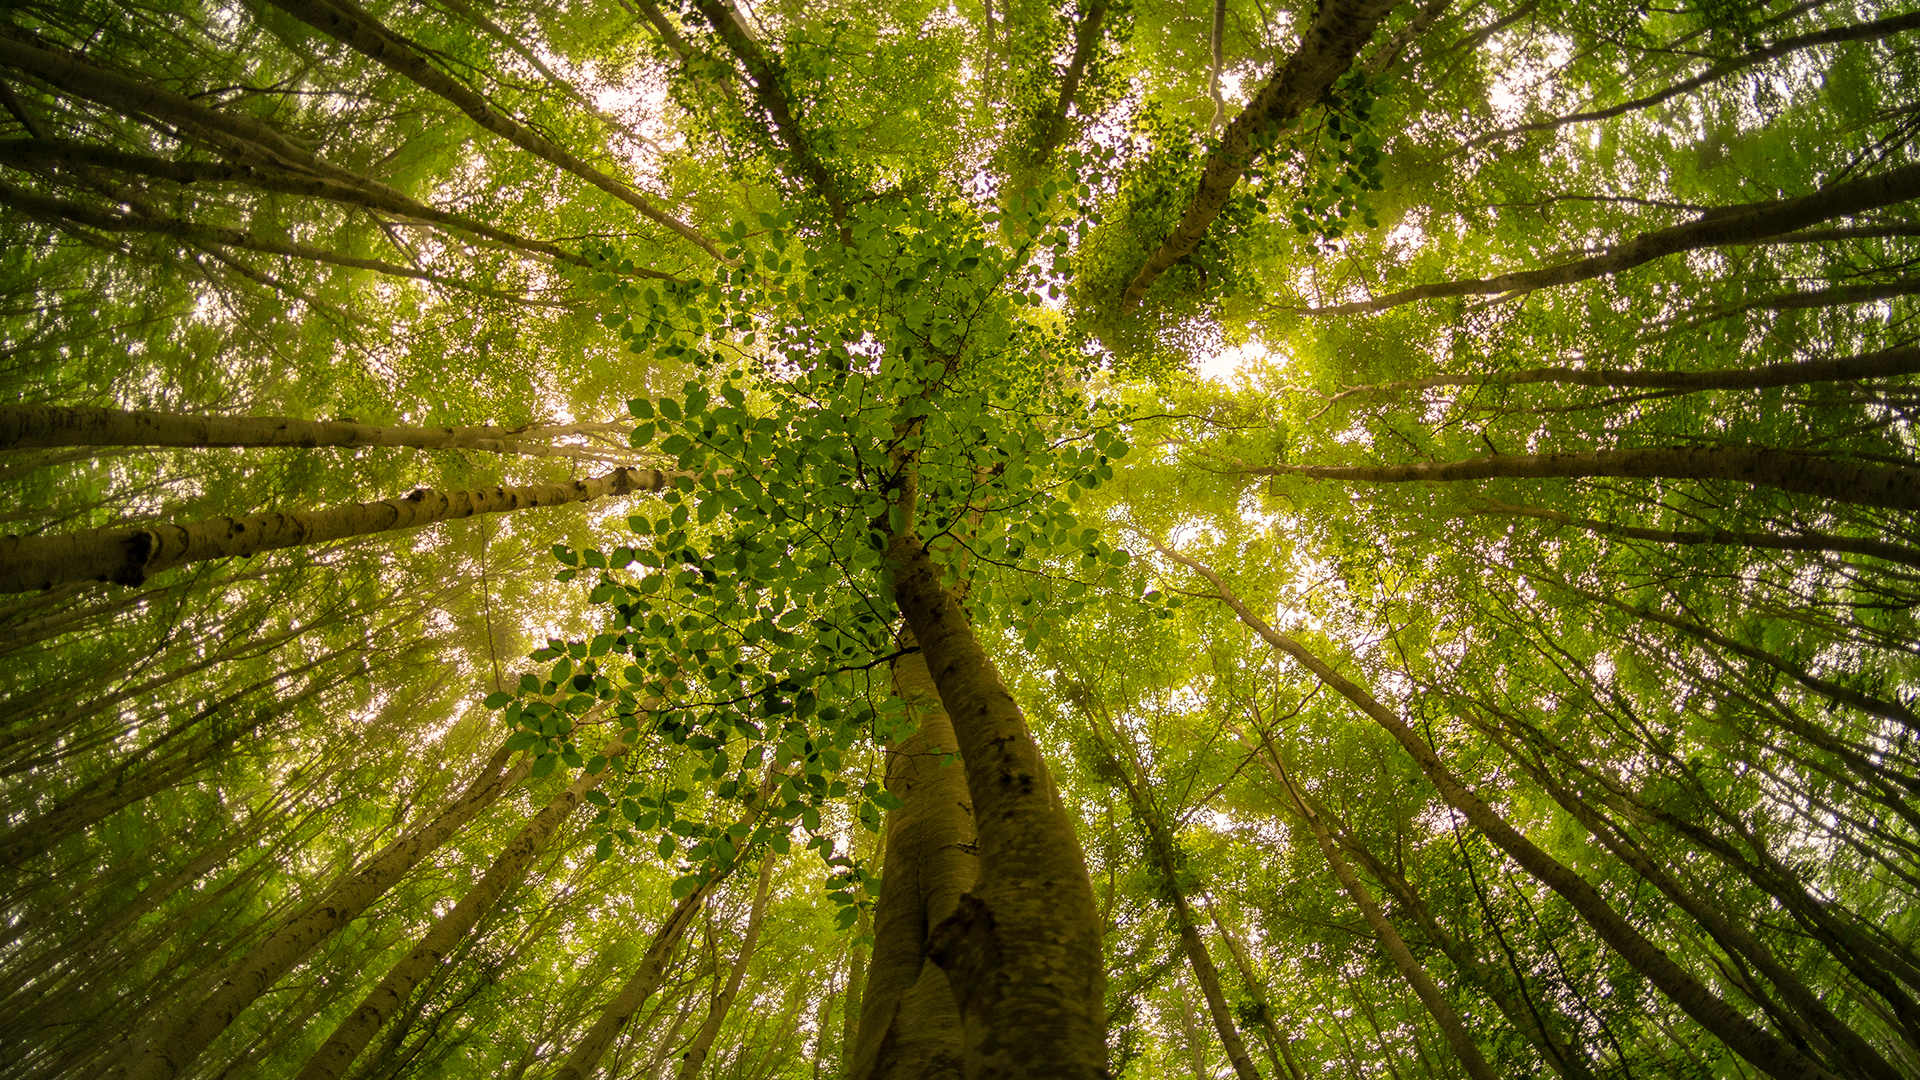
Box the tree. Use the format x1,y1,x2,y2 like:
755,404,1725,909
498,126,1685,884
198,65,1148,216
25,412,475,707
3,0,1916,1078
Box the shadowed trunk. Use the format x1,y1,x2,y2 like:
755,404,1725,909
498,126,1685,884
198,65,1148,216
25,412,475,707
884,534,1107,1079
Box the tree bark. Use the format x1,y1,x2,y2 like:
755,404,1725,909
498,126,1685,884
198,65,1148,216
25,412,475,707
883,534,1107,1079
1462,495,1920,569
1329,343,1920,400
1085,722,1261,1080
1249,445,1920,514
672,848,777,1080
0,403,628,459
549,876,720,1080
1475,708,1906,1080
124,742,530,1080
849,645,976,1080
1161,545,1844,1080
0,466,671,593
292,749,623,1080
260,0,721,261
1309,161,1920,314
1249,735,1500,1080
1122,0,1397,308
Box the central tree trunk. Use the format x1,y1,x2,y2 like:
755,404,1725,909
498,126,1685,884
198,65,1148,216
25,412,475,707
884,535,1108,1079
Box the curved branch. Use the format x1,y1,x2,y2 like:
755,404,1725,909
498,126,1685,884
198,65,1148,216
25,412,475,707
1121,0,1397,309
1306,162,1920,315
1466,10,1920,151
1246,445,1920,512
261,0,724,261
1463,495,1920,569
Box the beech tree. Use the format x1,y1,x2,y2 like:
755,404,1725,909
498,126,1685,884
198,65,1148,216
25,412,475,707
2,0,1916,1078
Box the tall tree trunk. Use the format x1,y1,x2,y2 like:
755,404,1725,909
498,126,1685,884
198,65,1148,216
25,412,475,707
672,849,777,1080
0,405,628,459
849,645,976,1080
1331,343,1920,400
122,742,529,1080
1082,720,1262,1080
883,534,1107,1079
292,748,623,1080
259,0,720,261
1251,735,1504,1080
1309,160,1920,314
1201,896,1305,1080
1461,496,1920,569
1162,545,1843,1080
0,466,670,593
1251,445,1920,514
1123,0,1397,307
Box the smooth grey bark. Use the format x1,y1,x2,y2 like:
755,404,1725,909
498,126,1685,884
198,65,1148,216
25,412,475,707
0,466,672,593
849,646,976,1080
0,404,627,459
1122,0,1397,308
884,533,1107,1079
123,743,530,1080
672,849,777,1080
1248,445,1920,514
1163,545,1844,1080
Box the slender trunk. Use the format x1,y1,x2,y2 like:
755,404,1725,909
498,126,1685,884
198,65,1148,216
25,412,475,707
123,743,529,1080
1332,343,1920,401
0,138,589,266
1251,738,1500,1080
1123,0,1397,307
1311,161,1920,314
293,749,623,1080
849,645,975,1080
0,466,670,593
1466,10,1920,149
1477,710,1904,1080
1087,726,1261,1080
1252,445,1920,515
673,850,778,1080
1201,897,1302,1080
0,404,627,458
550,878,716,1080
259,0,721,261
1462,495,1920,569
1162,545,1843,1080
883,534,1107,1078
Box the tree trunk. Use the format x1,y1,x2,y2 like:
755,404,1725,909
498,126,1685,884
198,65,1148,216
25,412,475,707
124,742,529,1080
883,534,1108,1079
1253,445,1920,514
1163,546,1843,1080
1248,733,1500,1080
1123,0,1397,307
1310,160,1920,313
0,466,670,593
0,405,630,457
1086,723,1261,1080
849,645,977,1080
1334,343,1920,400
293,748,622,1080
1462,496,1920,569
672,849,777,1080
261,0,719,261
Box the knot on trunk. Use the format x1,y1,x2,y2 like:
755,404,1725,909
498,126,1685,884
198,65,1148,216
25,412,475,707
926,892,1000,1013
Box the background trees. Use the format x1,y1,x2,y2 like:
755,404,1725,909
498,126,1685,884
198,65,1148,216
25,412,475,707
2,0,1915,1077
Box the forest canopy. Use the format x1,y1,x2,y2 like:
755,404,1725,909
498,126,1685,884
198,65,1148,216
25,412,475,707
1,0,1916,1079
